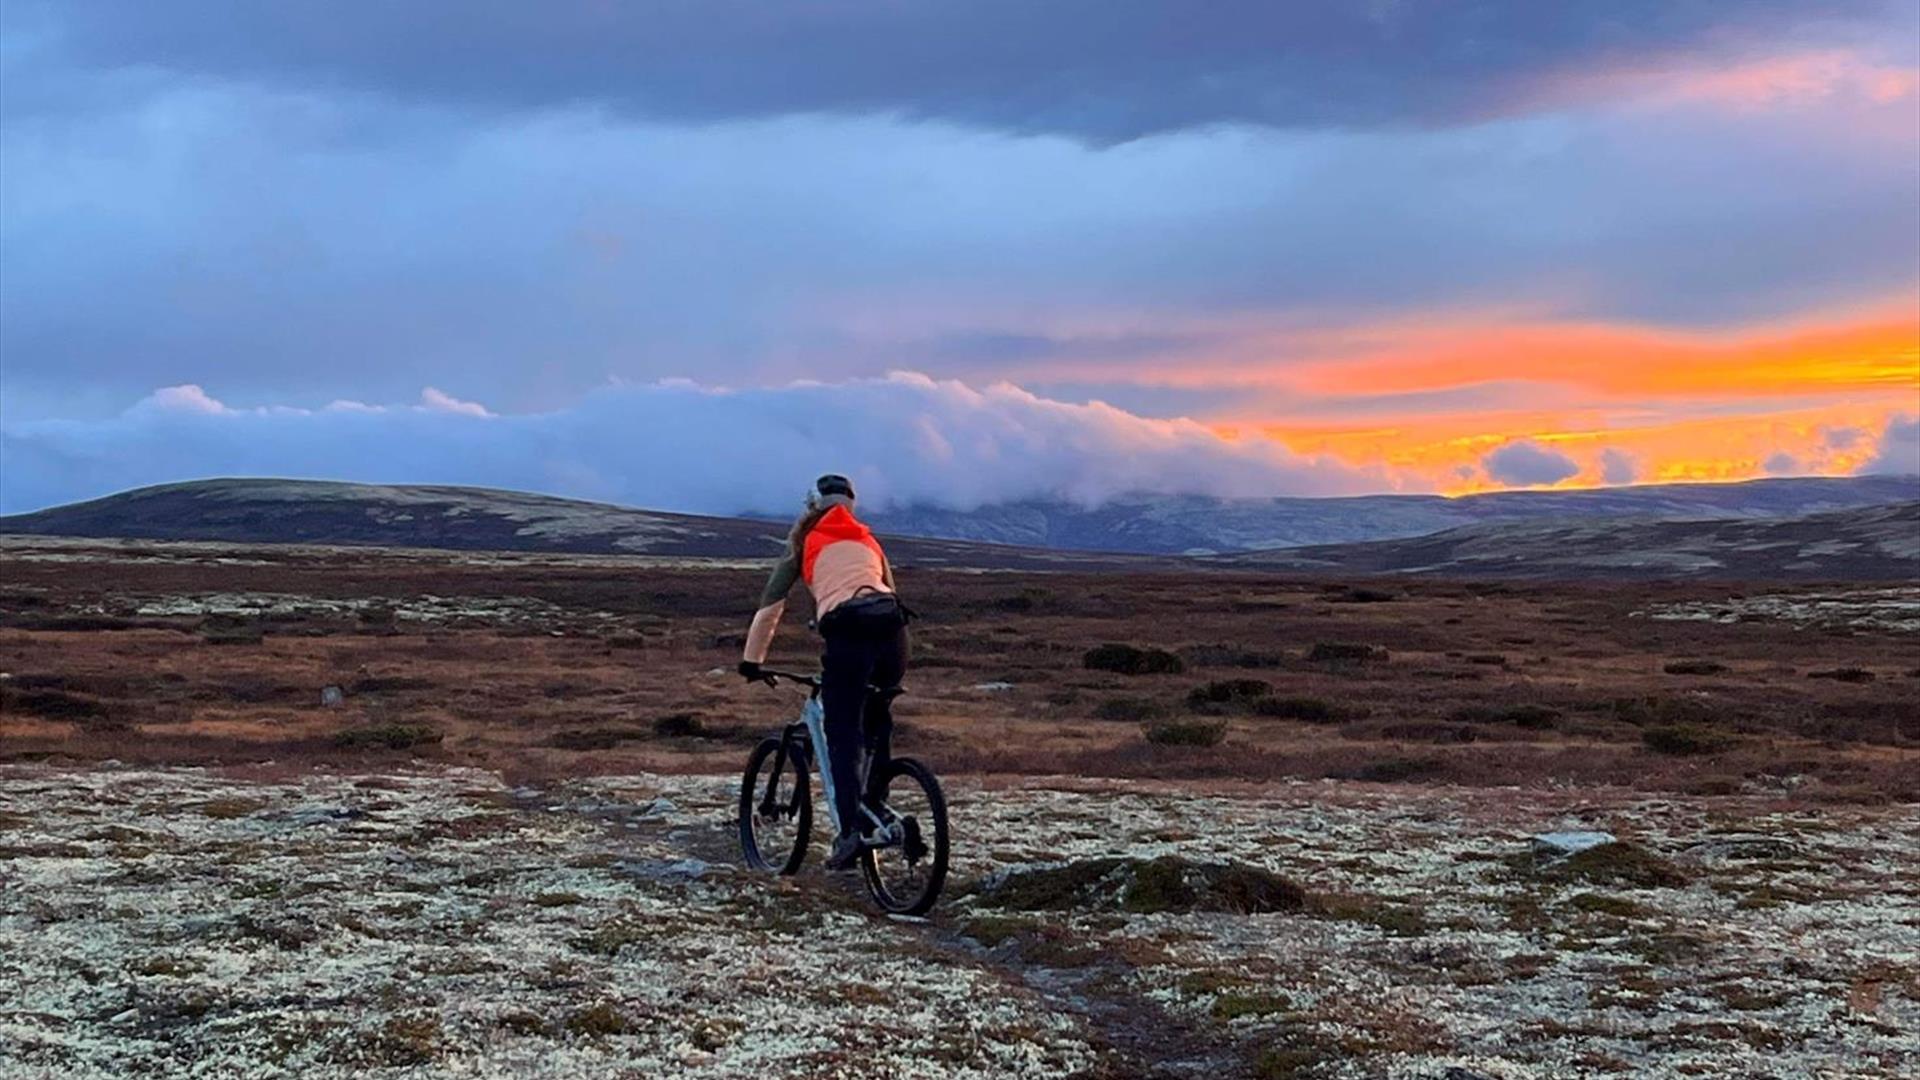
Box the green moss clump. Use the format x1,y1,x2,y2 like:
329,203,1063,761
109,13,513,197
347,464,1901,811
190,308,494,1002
975,857,1304,915
574,922,651,956
564,1003,633,1038
1212,990,1293,1020
198,797,268,819
364,1014,441,1066
1567,892,1648,917
1254,1047,1331,1079
1311,894,1428,936
959,914,1040,947
1556,842,1689,889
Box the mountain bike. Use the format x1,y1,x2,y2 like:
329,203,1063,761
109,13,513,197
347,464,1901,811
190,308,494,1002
736,668,949,916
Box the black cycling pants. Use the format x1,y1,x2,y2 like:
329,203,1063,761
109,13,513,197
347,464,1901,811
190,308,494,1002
818,595,908,839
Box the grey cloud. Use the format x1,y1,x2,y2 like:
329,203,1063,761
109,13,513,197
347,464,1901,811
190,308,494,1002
1599,448,1640,485
1482,440,1579,486
11,1,1903,140
1859,414,1920,475
1822,426,1865,450
1764,451,1802,475
0,374,1392,515
6,85,1914,419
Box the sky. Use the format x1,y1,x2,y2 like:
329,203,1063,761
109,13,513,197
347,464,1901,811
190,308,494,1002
1,1,1916,515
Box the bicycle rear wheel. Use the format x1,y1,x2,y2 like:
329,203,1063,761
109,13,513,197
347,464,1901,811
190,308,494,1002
859,757,949,916
739,737,811,874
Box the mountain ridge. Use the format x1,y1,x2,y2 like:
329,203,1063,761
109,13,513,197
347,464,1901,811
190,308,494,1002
860,475,1920,553
6,474,1917,556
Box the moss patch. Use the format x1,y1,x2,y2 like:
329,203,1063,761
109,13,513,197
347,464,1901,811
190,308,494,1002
564,1002,633,1038
1551,842,1689,889
1567,892,1649,918
973,856,1306,915
1212,990,1293,1020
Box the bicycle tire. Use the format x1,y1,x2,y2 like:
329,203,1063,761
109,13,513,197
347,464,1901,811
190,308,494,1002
859,757,949,916
739,737,811,874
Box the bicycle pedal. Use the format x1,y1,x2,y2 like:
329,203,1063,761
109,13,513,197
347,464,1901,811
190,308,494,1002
901,817,927,863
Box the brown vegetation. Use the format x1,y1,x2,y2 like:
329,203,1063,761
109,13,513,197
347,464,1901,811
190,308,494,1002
1,535,1916,799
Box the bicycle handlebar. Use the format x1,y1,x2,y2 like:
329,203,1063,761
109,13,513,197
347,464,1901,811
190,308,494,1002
756,668,821,689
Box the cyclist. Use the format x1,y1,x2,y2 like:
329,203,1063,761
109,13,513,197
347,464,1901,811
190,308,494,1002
738,474,909,871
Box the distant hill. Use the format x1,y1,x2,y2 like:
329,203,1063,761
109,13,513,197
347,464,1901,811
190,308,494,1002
3,476,1917,579
0,479,1157,572
862,476,1920,554
1217,501,1920,580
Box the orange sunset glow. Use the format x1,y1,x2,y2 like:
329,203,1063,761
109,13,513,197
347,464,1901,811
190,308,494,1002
1166,305,1920,492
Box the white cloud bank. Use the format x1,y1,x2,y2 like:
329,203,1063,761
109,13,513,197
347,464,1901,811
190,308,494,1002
1859,413,1919,477
0,374,1399,516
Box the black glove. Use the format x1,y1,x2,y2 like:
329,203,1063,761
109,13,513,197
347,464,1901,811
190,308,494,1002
738,660,765,683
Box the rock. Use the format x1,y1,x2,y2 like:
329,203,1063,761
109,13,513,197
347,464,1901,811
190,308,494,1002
281,805,365,827
320,685,345,707
972,681,1015,692
1531,831,1616,862
616,857,712,882
639,797,678,819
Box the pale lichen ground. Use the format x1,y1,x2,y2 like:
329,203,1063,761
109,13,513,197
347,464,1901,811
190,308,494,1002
1637,587,1920,633
3,766,1916,1079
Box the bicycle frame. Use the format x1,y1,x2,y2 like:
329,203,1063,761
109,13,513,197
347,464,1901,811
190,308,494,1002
758,669,900,844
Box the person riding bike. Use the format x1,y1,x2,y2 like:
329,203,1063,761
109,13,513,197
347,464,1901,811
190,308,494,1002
738,474,909,871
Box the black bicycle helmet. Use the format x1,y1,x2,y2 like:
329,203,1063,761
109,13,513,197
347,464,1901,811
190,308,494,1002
814,473,855,501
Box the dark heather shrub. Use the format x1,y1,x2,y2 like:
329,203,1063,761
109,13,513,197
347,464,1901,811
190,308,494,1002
1328,757,1443,783
1143,719,1227,747
332,723,444,750
1185,679,1273,711
1641,723,1737,756
1663,660,1728,676
1308,642,1387,665
1252,697,1358,723
1093,697,1166,722
1609,695,1720,727
1084,644,1186,675
1179,644,1284,669
1447,704,1561,729
1807,668,1875,683
1378,722,1476,744
651,713,707,738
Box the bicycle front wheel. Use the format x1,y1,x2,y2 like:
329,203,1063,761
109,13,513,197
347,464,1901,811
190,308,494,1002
739,737,811,874
859,757,949,916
